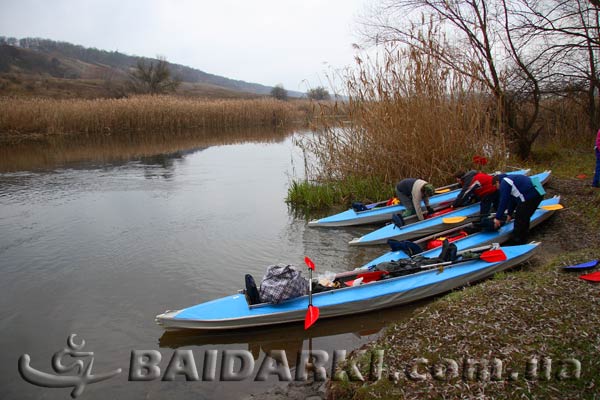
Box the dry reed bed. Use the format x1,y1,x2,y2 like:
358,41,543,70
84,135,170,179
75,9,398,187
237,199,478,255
301,47,508,186
0,96,307,135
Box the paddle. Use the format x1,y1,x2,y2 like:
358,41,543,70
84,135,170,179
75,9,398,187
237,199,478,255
304,256,320,330
435,182,460,192
442,204,564,224
539,204,564,211
419,248,507,271
435,188,451,194
353,245,506,284
442,214,492,224
579,271,600,282
563,259,599,271
344,270,389,286
365,200,389,210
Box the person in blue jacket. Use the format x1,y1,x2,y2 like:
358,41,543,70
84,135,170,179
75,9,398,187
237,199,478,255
492,174,544,244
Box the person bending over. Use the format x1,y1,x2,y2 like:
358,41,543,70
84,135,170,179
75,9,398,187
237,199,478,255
395,178,435,221
492,174,544,244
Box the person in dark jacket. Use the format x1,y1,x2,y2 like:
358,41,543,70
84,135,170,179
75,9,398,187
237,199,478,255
395,178,435,220
452,170,477,208
452,170,499,217
492,174,544,244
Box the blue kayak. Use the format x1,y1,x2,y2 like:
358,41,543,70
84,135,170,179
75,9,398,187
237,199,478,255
349,170,551,246
308,169,530,227
155,243,539,330
360,196,560,268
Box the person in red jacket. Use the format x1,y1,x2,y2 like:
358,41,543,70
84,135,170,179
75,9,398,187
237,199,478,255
452,170,499,218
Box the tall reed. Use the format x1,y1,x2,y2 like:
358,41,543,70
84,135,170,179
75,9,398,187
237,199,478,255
296,45,507,200
0,96,310,136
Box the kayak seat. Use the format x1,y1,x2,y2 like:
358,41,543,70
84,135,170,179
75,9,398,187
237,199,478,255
352,202,368,212
392,213,405,228
438,239,458,262
244,274,261,305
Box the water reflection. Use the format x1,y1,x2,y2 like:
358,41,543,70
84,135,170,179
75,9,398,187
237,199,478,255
0,127,423,400
0,127,293,172
158,303,425,369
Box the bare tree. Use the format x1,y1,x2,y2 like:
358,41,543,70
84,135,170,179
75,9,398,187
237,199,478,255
129,56,180,95
360,0,543,159
510,0,600,133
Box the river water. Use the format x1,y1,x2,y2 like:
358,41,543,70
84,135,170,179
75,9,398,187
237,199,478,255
0,129,421,399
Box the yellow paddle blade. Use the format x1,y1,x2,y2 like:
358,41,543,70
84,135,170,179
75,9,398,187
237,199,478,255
540,204,563,211
443,216,469,224
435,188,451,194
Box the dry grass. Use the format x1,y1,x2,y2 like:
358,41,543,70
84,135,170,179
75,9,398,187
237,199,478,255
0,95,312,137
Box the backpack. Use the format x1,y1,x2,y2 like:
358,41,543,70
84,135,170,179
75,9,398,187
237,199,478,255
259,264,309,304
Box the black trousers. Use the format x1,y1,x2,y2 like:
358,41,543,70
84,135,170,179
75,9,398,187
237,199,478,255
480,191,499,216
513,194,544,245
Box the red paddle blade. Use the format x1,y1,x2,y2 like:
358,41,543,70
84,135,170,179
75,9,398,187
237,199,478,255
357,270,389,283
480,249,507,262
304,305,320,329
304,256,315,271
580,271,600,282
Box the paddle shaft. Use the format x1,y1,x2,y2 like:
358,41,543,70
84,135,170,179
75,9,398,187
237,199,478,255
337,243,500,281
412,223,474,245
443,213,494,224
436,182,460,191
418,249,502,270
442,199,561,224
308,268,313,306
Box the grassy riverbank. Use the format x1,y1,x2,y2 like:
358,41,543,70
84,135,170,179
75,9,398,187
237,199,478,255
0,95,315,140
326,148,600,399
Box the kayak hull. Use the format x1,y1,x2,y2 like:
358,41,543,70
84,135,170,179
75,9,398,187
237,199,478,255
307,196,455,228
156,243,539,330
349,170,551,246
361,196,560,268
308,169,530,228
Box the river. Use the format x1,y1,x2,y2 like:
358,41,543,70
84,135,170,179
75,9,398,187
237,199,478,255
0,129,421,399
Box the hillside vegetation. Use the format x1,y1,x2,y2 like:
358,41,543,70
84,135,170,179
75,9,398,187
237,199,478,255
0,37,304,99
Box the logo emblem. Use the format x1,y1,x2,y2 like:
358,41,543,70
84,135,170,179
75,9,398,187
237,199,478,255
18,334,122,398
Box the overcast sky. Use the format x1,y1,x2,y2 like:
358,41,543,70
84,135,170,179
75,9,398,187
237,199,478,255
0,0,368,92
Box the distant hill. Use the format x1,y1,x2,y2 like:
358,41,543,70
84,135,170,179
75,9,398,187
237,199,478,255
0,36,305,99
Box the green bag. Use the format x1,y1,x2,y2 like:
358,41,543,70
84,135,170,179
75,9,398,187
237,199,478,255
531,176,546,196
